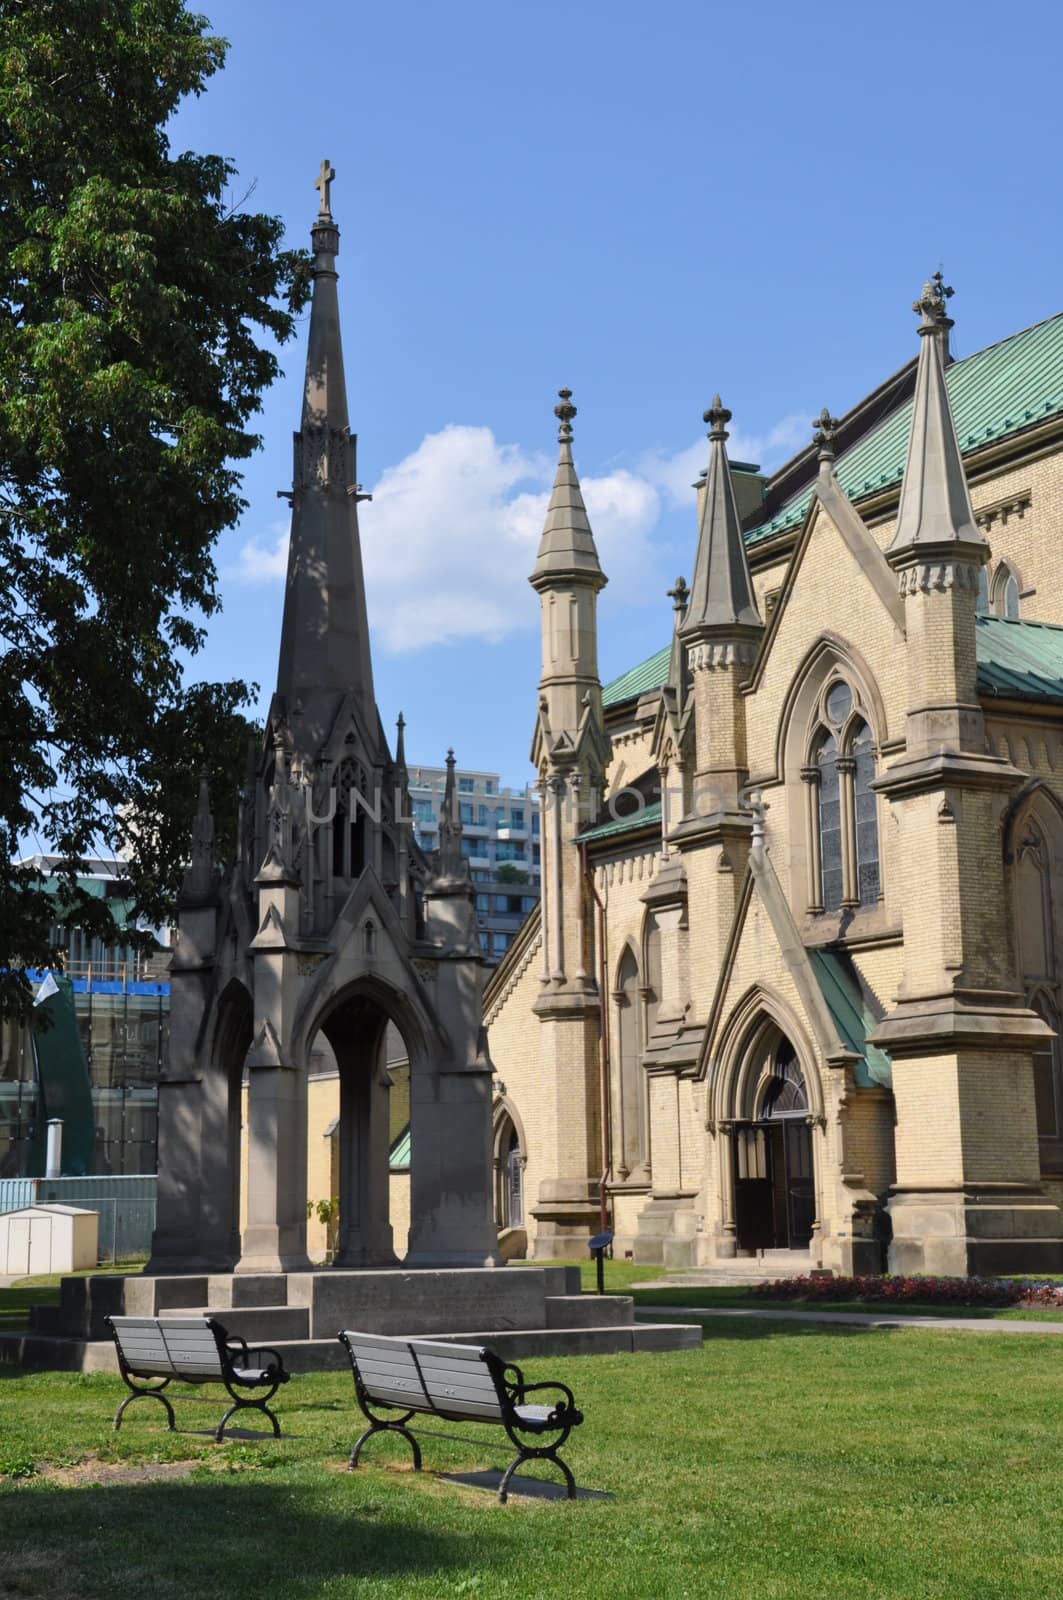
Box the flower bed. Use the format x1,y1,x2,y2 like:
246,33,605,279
750,1274,1063,1308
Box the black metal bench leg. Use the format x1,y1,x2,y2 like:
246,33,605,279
349,1422,422,1471
113,1390,175,1433
499,1446,577,1503
215,1394,283,1444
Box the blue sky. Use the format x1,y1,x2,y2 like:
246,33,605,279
171,0,1063,787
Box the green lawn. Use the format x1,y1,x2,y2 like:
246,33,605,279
3,1321,1063,1599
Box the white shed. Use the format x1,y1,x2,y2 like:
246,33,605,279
0,1204,99,1276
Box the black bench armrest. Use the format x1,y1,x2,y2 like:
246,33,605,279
244,1345,289,1380
517,1379,582,1423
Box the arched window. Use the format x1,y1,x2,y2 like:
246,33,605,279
493,1110,524,1230
1013,816,1063,1168
804,679,881,916
614,946,647,1181
990,560,1022,620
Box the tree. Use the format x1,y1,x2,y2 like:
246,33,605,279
0,0,309,1016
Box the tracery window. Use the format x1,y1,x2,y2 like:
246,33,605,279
802,679,880,915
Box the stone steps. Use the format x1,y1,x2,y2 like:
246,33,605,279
168,1305,310,1342
545,1294,633,1329
0,1317,700,1374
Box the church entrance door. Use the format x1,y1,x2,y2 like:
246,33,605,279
731,1041,815,1253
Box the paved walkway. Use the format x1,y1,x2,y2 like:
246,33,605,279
637,1303,1063,1335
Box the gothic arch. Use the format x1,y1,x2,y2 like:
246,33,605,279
492,1094,527,1233
708,984,823,1131
776,632,888,785
775,635,887,920
990,558,1023,619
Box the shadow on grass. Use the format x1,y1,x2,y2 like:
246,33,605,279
3,1475,467,1600
641,1314,894,1344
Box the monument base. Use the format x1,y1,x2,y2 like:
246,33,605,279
2,1264,701,1371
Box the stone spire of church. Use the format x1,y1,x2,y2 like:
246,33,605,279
888,274,985,560
436,748,465,878
530,390,607,591
274,160,376,758
680,397,762,652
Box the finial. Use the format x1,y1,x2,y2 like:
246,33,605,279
555,387,576,444
913,270,954,332
667,576,689,615
704,395,731,442
395,711,407,763
813,408,840,464
446,747,455,765
314,157,335,219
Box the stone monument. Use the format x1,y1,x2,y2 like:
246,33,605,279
147,161,502,1276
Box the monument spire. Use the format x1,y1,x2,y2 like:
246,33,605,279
888,274,983,560
530,389,607,590
274,160,376,758
680,396,762,647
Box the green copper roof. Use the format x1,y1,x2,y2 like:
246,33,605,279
389,1126,411,1169
747,311,1063,546
579,800,661,844
976,615,1063,700
601,645,670,710
809,949,892,1091
603,618,1063,712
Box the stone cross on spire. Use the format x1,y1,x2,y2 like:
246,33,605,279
667,576,689,616
914,270,954,329
315,158,335,218
813,407,840,466
555,387,576,443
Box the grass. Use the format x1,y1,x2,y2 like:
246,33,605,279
3,1320,1063,1598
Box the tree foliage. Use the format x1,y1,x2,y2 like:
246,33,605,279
0,0,309,1014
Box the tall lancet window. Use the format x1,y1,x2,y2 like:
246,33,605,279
804,679,881,917
333,758,367,881
614,945,647,1181
815,730,843,913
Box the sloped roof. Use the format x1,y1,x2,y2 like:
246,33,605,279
579,801,662,844
603,618,1063,713
809,949,892,1090
602,646,670,710
747,311,1063,546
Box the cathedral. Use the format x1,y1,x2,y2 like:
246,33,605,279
485,276,1063,1278
152,164,1063,1284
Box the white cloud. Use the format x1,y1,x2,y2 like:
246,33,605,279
229,409,808,653
232,517,289,583
641,413,811,509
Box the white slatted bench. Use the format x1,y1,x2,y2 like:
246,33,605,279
106,1315,290,1443
338,1330,584,1503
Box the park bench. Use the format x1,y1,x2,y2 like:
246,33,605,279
338,1329,584,1503
105,1314,290,1443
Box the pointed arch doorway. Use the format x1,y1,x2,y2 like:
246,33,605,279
732,1036,815,1253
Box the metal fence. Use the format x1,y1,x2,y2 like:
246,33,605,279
0,1174,157,1262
